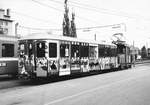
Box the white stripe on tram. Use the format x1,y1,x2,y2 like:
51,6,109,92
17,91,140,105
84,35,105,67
0,58,18,61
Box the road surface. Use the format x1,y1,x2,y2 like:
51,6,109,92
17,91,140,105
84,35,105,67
0,64,150,105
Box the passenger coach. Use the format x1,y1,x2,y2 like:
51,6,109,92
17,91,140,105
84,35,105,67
0,35,18,77
18,33,119,79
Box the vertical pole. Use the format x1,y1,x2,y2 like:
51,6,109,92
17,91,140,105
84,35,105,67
15,23,18,37
94,34,96,41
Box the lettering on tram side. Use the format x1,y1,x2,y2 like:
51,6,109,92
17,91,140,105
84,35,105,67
0,62,7,67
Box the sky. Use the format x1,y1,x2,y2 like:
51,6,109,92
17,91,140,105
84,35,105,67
1,0,150,48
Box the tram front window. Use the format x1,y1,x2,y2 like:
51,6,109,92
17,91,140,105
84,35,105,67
37,42,45,57
19,43,25,58
2,44,14,57
117,45,126,54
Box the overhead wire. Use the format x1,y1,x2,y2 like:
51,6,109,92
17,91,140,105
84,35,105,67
16,0,126,32
32,0,101,24
49,0,150,22
11,10,58,24
11,10,62,31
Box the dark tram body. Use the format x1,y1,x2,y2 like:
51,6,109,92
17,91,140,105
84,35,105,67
0,35,18,77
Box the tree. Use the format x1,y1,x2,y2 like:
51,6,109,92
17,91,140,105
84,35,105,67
141,46,147,58
63,0,70,37
63,0,77,37
70,12,77,37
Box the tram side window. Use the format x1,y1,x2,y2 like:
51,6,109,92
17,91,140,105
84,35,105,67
80,45,89,57
107,46,111,57
111,47,117,56
60,44,69,57
49,43,57,57
98,45,105,57
2,44,14,57
71,44,79,58
89,46,97,58
28,43,33,57
37,42,45,57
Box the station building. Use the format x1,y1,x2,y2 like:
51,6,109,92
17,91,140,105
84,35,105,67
0,9,13,35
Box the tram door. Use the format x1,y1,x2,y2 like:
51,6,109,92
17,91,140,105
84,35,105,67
71,42,81,74
36,41,48,77
89,44,99,71
80,42,89,72
47,41,59,76
18,40,36,77
59,41,71,76
36,40,59,77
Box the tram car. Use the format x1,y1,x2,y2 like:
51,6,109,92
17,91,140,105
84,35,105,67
0,35,18,77
113,40,132,69
18,33,121,79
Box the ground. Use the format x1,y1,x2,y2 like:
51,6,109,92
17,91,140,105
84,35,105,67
0,63,150,105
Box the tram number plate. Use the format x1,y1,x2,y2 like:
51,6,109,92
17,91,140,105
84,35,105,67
0,62,6,67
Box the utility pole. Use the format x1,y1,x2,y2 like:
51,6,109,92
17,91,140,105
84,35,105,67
15,22,19,37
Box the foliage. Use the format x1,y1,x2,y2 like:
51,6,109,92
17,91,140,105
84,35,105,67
141,46,147,58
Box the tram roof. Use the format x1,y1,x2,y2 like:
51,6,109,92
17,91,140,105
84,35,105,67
20,33,116,46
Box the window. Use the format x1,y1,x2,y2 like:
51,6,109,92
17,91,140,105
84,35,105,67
106,46,111,56
19,43,25,58
60,44,69,57
0,28,3,34
111,47,117,56
98,45,105,57
49,43,57,57
71,44,79,58
5,22,8,26
2,44,14,57
20,44,25,50
0,21,3,25
28,43,33,57
117,45,126,54
80,44,89,57
37,42,45,57
3,28,8,34
89,46,97,58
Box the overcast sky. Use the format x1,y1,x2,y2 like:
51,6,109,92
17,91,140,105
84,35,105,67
1,0,150,48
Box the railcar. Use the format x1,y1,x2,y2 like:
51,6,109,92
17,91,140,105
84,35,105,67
18,33,119,79
0,35,18,77
113,40,132,69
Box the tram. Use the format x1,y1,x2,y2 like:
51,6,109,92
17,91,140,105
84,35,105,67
113,40,132,69
18,33,131,79
0,35,18,77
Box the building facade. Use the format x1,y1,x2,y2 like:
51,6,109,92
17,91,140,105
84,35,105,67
0,9,13,35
